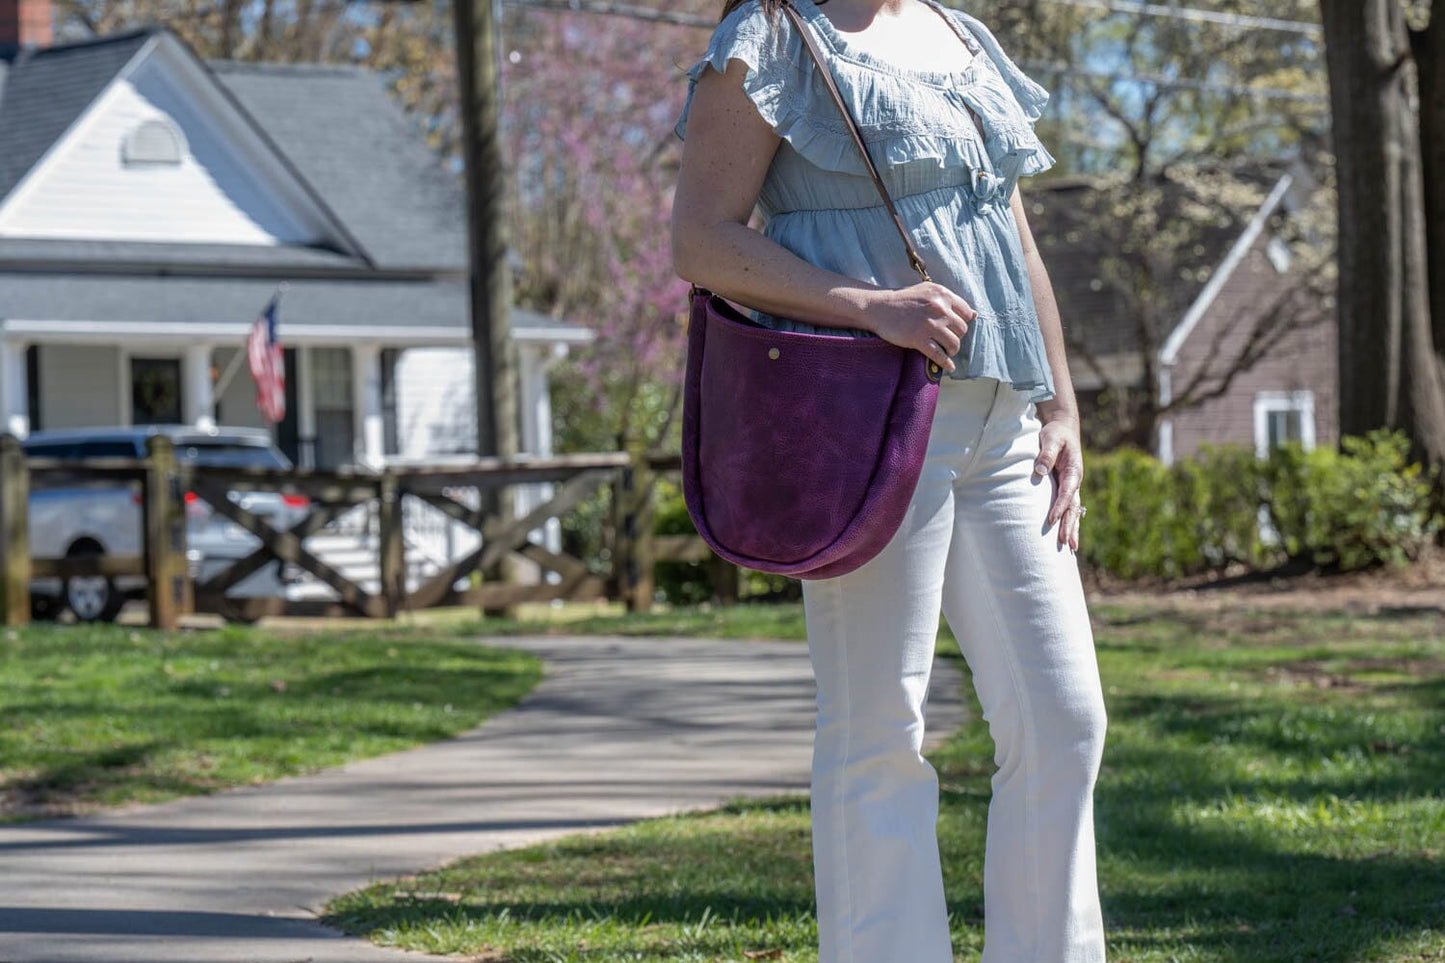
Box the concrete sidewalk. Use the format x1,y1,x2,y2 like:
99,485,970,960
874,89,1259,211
0,634,967,963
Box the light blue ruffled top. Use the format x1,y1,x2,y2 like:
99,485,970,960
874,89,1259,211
674,0,1059,402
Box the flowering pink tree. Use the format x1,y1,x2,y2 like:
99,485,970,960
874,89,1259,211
502,8,707,452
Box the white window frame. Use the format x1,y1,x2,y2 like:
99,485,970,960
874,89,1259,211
1253,390,1316,459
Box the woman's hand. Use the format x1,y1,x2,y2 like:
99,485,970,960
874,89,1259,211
1033,412,1084,552
861,282,977,373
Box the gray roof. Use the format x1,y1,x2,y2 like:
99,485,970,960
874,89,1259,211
0,237,368,271
0,273,592,343
206,59,469,272
0,30,155,208
0,27,468,274
0,273,469,331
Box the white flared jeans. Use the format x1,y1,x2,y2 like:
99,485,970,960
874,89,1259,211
802,375,1108,963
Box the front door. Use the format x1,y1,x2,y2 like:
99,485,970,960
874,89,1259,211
130,356,183,425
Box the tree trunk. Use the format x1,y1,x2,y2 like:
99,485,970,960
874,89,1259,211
1415,11,1445,403
1320,0,1445,474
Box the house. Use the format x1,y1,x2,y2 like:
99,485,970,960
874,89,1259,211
1026,156,1338,463
0,0,592,473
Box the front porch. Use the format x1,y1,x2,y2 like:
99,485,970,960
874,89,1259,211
0,314,590,470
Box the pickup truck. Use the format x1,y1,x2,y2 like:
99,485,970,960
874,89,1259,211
22,425,310,622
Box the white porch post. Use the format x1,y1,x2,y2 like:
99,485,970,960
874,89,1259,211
184,343,216,430
297,344,316,470
517,342,569,558
0,337,30,438
352,343,384,470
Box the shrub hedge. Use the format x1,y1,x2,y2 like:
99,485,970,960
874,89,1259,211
1078,428,1441,578
646,428,1440,600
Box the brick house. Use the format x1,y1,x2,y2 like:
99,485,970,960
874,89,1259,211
1027,156,1337,463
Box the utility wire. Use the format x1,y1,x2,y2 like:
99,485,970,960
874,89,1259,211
500,0,1327,103
1039,0,1321,37
499,0,1322,36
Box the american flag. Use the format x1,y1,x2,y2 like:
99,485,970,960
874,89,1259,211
246,293,286,424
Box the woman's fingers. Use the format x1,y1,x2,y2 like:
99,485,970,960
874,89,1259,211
1036,422,1085,537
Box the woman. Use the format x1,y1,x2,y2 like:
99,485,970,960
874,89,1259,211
670,1,1108,960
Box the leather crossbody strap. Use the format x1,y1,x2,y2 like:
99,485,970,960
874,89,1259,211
780,0,933,283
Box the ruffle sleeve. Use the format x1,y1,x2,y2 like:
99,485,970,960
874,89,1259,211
673,0,1057,202
942,5,1058,184
673,2,850,169
674,1,989,179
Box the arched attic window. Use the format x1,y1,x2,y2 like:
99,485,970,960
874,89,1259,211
121,118,186,167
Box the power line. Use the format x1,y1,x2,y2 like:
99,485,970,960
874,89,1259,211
501,0,1325,103
500,0,1323,37
1039,0,1321,37
1038,60,1326,103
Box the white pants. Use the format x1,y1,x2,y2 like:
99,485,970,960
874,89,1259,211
802,375,1108,963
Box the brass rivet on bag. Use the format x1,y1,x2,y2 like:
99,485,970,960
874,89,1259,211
768,347,781,360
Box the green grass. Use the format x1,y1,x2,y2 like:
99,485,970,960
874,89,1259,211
323,602,1445,962
463,603,814,642
0,621,543,822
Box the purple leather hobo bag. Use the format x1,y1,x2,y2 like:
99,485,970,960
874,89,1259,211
682,290,942,579
679,0,965,580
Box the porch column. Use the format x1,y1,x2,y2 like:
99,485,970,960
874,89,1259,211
184,343,216,430
297,345,317,470
517,342,569,556
352,343,384,470
0,337,29,438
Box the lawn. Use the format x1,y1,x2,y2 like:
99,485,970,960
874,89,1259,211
0,620,542,822
322,601,1445,962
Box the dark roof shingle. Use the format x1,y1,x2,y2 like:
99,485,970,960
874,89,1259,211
0,28,467,274
0,30,154,204
207,58,468,272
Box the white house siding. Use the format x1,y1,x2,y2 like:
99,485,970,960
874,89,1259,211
393,347,477,459
211,345,269,431
36,344,119,429
0,49,319,247
391,345,564,572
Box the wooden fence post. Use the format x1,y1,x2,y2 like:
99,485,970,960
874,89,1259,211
610,459,634,610
629,449,655,613
711,553,740,607
144,435,191,630
0,433,30,627
376,470,405,619
611,448,656,613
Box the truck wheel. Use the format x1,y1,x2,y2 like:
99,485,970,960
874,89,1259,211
64,544,125,623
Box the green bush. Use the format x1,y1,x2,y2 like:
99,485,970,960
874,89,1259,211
1259,429,1441,570
1078,429,1440,579
652,477,801,605
653,476,714,606
573,429,1439,598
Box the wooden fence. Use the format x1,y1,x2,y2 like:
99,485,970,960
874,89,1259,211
0,434,735,629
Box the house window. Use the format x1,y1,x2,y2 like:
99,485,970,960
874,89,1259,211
121,118,185,166
1253,390,1316,458
311,347,355,470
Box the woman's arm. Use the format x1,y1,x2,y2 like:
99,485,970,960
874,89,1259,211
671,57,976,371
1009,184,1084,551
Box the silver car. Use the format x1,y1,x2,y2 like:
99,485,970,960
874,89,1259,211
23,425,309,622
